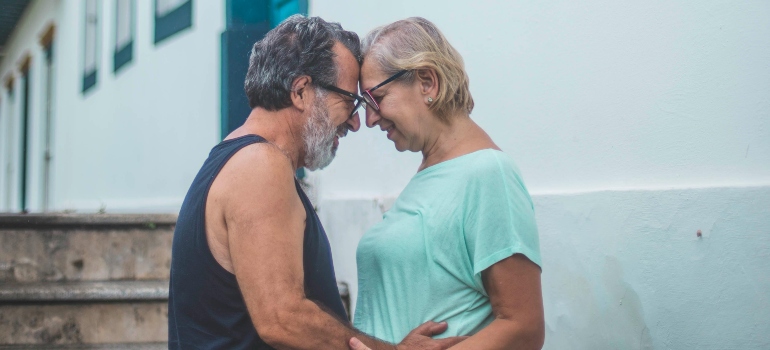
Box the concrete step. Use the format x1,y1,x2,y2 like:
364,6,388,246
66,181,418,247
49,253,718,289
0,214,175,283
0,302,167,345
0,281,168,345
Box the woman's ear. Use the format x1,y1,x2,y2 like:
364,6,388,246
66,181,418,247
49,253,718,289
416,68,439,101
290,75,312,112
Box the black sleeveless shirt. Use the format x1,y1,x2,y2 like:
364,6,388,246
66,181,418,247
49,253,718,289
168,135,347,349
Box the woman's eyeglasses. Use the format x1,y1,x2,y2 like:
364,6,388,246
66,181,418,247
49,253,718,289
360,70,408,112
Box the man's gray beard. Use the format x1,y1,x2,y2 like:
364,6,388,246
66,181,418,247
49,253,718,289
302,92,347,171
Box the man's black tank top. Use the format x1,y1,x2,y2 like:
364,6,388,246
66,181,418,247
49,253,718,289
168,134,346,349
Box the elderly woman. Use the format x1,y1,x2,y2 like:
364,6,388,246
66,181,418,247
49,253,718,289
349,18,545,350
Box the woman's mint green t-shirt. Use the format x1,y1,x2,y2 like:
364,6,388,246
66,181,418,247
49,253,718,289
353,149,541,343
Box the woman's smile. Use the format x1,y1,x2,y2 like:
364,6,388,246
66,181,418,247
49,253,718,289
382,125,397,141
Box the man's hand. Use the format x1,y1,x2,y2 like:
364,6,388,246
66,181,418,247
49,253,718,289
349,321,467,350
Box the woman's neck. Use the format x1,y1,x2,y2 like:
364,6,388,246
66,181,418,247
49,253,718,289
418,114,499,172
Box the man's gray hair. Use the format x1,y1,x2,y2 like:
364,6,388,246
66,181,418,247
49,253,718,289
244,15,362,111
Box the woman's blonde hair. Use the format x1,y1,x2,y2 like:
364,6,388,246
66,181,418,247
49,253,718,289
362,17,474,121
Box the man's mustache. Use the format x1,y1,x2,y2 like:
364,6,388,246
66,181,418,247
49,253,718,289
337,124,349,138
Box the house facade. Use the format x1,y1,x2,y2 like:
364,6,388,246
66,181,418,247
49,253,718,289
0,0,305,213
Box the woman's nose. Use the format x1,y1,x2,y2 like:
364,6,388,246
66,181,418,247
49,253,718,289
365,107,380,128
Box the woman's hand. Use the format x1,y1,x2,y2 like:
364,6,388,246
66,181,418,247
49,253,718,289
349,321,467,350
349,337,371,350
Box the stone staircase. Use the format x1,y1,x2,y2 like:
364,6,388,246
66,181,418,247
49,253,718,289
0,214,351,349
0,214,175,349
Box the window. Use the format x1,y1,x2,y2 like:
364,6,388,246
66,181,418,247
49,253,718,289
154,0,192,44
114,0,134,73
83,0,99,93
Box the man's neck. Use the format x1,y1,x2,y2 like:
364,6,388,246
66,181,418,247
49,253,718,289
226,107,305,171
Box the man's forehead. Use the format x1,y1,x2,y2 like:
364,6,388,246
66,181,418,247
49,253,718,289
332,42,360,85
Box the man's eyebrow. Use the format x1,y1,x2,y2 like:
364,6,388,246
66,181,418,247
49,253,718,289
334,91,357,102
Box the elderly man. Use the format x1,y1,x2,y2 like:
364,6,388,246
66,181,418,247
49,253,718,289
168,15,464,350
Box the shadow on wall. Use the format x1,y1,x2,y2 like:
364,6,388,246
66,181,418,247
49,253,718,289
537,186,770,350
545,256,653,350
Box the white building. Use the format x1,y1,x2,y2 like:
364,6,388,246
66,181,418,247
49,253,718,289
1,0,769,349
0,0,306,213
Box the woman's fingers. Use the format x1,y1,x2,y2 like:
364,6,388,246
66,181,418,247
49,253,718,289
349,337,372,350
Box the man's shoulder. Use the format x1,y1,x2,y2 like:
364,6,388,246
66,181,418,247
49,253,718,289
223,142,294,181
210,142,297,202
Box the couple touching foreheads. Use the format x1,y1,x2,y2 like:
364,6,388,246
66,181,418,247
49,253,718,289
169,14,544,350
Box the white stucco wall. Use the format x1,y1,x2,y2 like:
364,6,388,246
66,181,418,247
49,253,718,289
0,0,224,212
311,1,770,348
312,0,770,197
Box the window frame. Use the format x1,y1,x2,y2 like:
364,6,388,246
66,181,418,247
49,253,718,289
82,0,100,93
114,0,135,73
154,0,193,44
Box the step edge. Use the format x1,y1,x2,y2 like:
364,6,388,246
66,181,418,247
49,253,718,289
0,281,169,303
0,342,167,349
0,214,177,229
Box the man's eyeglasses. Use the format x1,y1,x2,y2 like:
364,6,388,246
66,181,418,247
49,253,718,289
361,70,409,112
318,84,366,118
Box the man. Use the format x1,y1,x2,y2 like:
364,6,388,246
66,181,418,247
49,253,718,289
168,15,465,349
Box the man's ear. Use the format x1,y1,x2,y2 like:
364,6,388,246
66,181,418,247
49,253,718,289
290,75,312,112
416,68,439,100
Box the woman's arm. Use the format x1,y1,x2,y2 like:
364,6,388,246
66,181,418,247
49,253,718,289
449,253,545,350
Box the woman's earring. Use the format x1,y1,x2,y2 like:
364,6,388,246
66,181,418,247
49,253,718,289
427,97,434,104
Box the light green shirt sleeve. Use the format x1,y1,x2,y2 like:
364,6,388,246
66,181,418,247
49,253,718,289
463,152,542,294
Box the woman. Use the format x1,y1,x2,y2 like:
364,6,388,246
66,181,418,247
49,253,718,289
349,18,545,350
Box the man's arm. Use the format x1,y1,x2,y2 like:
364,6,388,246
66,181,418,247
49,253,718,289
218,144,396,350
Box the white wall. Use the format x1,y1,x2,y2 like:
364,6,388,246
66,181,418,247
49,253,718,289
312,0,770,198
0,0,225,212
311,1,770,348
535,186,769,349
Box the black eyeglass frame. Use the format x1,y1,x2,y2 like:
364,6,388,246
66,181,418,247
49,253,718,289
318,84,366,118
361,70,409,112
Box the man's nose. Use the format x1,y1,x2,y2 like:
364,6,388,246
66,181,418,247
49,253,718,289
347,111,361,132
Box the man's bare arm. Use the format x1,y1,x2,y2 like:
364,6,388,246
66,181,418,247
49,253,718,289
220,144,397,350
